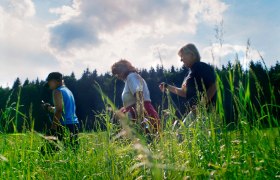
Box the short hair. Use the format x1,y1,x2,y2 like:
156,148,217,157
111,59,137,77
46,72,63,82
178,43,201,61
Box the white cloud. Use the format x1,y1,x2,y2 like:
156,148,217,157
45,0,229,74
0,6,40,50
202,43,264,67
1,0,279,88
0,1,58,87
48,0,81,26
7,0,35,18
186,0,228,32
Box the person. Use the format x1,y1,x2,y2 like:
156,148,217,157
111,60,160,135
42,72,79,150
159,43,217,116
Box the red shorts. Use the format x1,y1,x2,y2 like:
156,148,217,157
122,101,160,133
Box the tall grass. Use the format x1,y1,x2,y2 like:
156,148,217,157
0,63,280,179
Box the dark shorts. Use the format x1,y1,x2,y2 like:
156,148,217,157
57,123,79,150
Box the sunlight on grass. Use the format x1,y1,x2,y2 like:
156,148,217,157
0,62,280,179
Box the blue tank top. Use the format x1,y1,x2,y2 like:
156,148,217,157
56,86,79,125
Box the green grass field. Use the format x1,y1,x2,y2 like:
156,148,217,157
1,69,280,179
0,123,279,179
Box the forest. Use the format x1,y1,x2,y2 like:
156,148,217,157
0,60,279,132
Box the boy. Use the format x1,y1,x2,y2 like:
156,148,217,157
42,72,79,150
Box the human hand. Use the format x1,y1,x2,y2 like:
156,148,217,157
42,103,51,112
159,82,168,92
119,107,127,113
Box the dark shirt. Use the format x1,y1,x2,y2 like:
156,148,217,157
183,61,217,109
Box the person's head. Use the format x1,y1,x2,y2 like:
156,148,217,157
178,43,201,68
111,59,137,80
45,72,63,90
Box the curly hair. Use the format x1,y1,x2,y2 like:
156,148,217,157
111,59,138,78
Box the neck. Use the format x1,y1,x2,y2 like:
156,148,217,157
189,60,199,68
123,72,133,81
57,82,64,88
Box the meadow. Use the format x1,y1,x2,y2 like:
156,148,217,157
0,63,280,179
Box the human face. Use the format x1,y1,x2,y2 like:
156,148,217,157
114,72,124,80
48,80,59,90
180,52,195,68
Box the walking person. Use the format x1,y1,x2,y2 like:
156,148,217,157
159,43,217,117
42,72,79,150
111,60,160,135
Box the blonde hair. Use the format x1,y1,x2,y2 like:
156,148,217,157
178,43,201,61
111,59,137,77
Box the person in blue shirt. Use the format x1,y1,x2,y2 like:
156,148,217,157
159,43,217,115
42,72,79,149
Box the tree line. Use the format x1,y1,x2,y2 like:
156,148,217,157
0,60,279,132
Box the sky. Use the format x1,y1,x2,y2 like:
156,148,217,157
0,0,279,87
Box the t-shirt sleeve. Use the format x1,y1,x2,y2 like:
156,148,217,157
193,63,216,87
127,74,143,95
202,66,216,87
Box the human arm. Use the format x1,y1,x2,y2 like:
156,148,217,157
159,82,186,98
51,90,63,130
201,66,217,104
204,83,217,104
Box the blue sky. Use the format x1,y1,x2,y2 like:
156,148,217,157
0,0,279,87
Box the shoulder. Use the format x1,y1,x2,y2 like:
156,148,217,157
127,73,141,82
53,89,62,97
196,61,213,69
198,62,216,83
127,72,139,78
194,62,215,73
203,62,214,69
